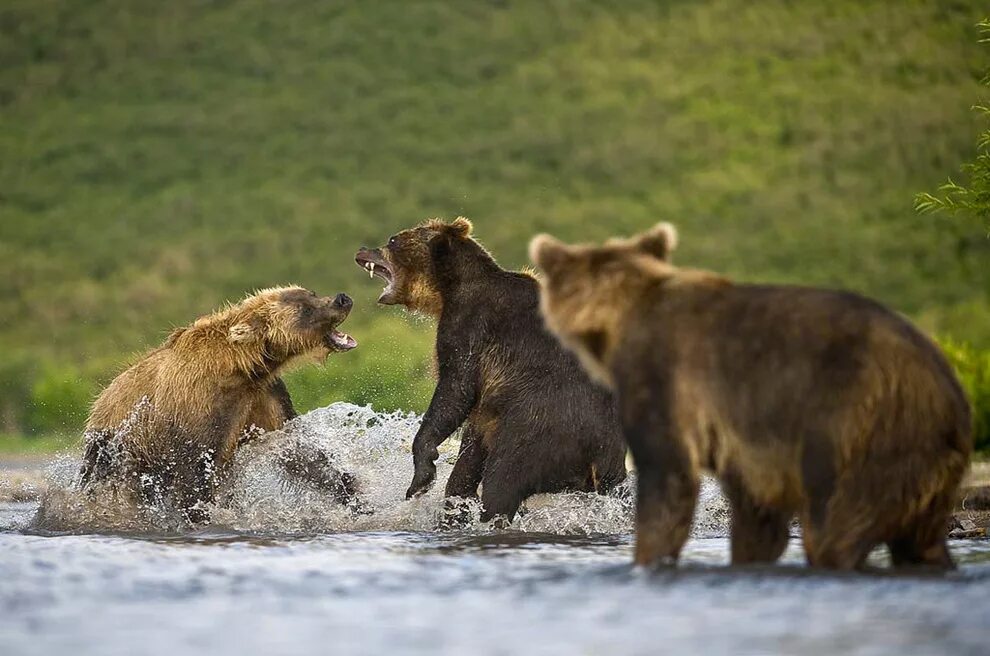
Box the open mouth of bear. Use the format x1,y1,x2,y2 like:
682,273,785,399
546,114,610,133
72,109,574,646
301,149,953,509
324,328,357,352
355,253,395,300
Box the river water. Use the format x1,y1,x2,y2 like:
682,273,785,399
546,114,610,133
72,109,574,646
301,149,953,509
2,404,988,656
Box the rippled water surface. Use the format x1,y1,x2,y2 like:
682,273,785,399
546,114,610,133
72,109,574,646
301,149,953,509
2,404,989,656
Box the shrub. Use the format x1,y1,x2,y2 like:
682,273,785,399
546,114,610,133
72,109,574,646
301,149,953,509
915,20,990,234
938,338,990,453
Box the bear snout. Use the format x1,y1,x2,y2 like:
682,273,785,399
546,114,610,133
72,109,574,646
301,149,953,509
334,293,353,310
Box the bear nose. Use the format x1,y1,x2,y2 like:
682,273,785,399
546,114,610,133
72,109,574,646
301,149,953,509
334,293,353,310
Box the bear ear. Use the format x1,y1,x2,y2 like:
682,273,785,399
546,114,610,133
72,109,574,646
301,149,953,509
529,234,575,275
634,222,678,260
228,321,260,344
449,217,473,238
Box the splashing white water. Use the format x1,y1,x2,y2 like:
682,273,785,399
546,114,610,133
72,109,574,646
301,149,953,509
33,402,730,536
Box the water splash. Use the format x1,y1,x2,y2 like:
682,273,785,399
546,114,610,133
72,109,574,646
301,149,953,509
32,402,731,536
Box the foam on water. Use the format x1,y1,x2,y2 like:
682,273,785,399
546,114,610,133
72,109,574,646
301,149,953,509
32,402,730,537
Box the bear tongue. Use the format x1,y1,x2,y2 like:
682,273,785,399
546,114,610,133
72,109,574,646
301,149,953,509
328,330,358,351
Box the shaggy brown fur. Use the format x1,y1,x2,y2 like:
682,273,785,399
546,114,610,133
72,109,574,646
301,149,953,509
81,286,358,521
240,378,298,442
356,218,626,524
531,224,972,571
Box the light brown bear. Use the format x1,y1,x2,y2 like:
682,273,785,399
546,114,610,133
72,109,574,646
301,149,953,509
81,286,358,521
530,224,972,571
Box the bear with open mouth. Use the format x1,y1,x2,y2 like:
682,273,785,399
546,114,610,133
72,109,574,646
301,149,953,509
80,286,359,523
356,218,627,525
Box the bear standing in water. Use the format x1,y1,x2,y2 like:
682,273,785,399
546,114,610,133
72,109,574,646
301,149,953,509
81,286,359,521
356,218,626,524
530,224,971,570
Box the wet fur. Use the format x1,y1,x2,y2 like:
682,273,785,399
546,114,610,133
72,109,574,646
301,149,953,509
359,219,627,523
81,287,356,520
532,225,972,571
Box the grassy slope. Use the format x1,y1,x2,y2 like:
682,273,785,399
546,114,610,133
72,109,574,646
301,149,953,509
0,0,988,431
0,433,76,455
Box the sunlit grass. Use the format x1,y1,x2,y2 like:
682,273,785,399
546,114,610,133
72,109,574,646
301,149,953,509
0,433,78,456
1,0,988,440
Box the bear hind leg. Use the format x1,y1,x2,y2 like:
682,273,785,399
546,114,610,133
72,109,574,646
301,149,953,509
721,469,792,565
801,518,877,570
801,481,880,571
798,434,877,570
478,467,528,527
440,424,488,528
444,423,487,500
887,535,954,571
887,492,957,571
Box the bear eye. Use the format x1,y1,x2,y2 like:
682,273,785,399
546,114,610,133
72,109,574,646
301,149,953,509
388,235,399,248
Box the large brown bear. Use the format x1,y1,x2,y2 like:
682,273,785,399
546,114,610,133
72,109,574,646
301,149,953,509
530,224,972,571
81,286,358,521
355,218,627,523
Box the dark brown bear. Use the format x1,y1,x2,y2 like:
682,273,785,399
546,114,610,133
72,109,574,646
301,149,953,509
81,286,359,521
355,218,626,523
530,223,972,571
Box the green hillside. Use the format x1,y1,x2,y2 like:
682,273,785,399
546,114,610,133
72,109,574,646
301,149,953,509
1,0,988,438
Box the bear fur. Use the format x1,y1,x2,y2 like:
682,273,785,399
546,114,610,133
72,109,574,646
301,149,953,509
530,224,972,570
356,218,627,524
81,286,358,521
241,377,298,439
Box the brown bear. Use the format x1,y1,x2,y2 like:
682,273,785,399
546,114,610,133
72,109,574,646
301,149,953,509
80,286,358,521
530,224,972,571
355,218,627,524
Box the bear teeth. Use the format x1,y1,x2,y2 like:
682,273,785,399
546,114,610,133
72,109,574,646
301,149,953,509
367,262,375,278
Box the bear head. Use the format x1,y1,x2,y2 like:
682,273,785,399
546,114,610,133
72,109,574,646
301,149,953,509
171,286,358,379
354,217,476,318
528,223,678,387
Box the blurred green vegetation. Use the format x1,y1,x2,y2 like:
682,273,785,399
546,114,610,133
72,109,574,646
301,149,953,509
917,18,990,234
283,315,435,414
941,341,990,453
0,433,77,455
1,1,989,450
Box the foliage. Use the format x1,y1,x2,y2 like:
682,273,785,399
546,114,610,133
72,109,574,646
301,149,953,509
916,19,990,234
939,339,990,452
1,1,989,441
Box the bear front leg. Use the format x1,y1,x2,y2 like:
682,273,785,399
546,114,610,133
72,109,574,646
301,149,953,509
279,442,357,505
407,339,480,499
269,377,297,421
239,378,298,446
79,429,117,488
175,454,217,525
407,385,474,498
620,400,697,567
